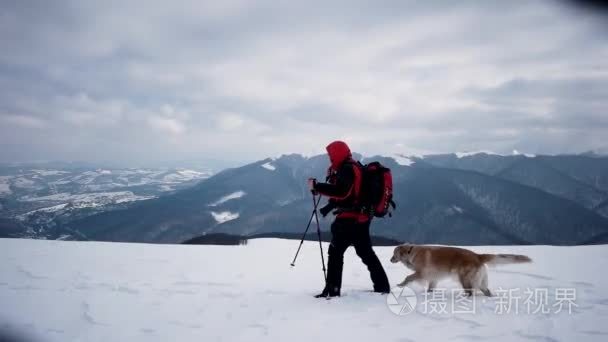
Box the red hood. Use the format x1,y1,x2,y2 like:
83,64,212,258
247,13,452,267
326,140,352,170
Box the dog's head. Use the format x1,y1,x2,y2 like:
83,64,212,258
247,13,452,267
390,243,415,263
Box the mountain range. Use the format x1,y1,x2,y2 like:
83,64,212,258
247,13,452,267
35,152,608,246
0,164,212,239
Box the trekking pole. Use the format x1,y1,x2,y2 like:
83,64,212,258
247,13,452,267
290,191,322,267
312,193,327,282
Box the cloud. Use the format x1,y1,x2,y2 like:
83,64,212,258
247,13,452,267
0,0,606,165
216,114,245,131
147,116,186,135
0,113,46,128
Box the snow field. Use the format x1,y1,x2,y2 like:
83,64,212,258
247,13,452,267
0,239,607,342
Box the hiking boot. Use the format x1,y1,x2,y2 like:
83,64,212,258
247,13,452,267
373,285,390,294
314,285,340,298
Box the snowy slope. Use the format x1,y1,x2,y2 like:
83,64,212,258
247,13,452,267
0,166,213,240
0,239,607,342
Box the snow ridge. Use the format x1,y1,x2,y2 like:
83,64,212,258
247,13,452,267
208,191,246,207
393,154,415,166
261,162,276,171
454,150,499,158
513,149,536,158
210,211,240,223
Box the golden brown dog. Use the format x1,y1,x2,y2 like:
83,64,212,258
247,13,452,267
390,243,532,296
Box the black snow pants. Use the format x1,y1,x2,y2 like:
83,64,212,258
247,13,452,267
325,217,390,293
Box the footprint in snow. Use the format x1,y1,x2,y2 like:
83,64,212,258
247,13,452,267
46,328,64,334
116,285,139,294
571,281,594,288
74,283,90,290
248,323,269,336
451,316,484,329
82,302,107,326
577,330,608,336
494,270,553,281
422,314,451,323
168,320,184,327
162,288,197,295
173,280,205,286
514,330,559,342
9,285,43,291
451,335,494,341
206,281,232,287
16,266,48,280
217,291,242,298
263,289,287,295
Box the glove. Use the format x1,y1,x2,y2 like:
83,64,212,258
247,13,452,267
319,203,334,217
307,178,316,189
325,167,336,183
308,178,317,194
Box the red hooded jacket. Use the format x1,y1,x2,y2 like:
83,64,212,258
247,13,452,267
326,141,352,171
313,141,368,222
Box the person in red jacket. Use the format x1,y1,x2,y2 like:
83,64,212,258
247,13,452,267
308,140,390,298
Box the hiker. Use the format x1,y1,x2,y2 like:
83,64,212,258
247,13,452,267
308,140,390,297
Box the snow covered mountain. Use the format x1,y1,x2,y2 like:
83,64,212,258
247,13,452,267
0,164,212,239
0,238,606,342
418,153,608,214
63,153,608,245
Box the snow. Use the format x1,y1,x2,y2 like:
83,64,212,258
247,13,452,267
158,185,174,192
71,171,101,184
45,168,211,189
162,169,209,183
19,191,155,206
208,191,246,206
393,154,415,166
261,162,276,171
12,177,35,188
19,203,69,217
513,150,536,158
84,183,128,192
452,150,536,159
210,211,240,223
176,169,206,178
0,183,11,196
452,205,464,213
455,151,500,158
0,176,11,196
115,196,155,204
31,170,70,176
0,238,606,342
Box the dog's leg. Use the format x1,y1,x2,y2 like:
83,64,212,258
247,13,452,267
397,272,420,288
427,280,437,293
459,273,474,297
481,288,492,297
479,268,492,297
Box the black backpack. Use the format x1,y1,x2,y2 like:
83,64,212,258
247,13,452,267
358,161,396,218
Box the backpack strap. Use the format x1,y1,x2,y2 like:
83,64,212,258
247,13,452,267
322,160,361,201
351,161,363,204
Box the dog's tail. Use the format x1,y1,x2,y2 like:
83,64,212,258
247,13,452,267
478,253,532,266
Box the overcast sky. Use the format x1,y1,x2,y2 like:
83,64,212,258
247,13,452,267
1,0,607,167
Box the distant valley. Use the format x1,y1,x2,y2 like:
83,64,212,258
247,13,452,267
0,163,212,239
1,153,607,245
